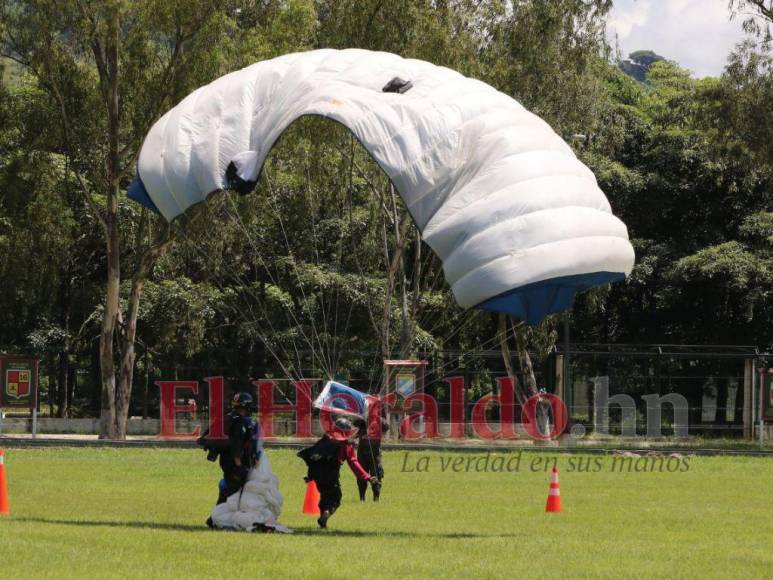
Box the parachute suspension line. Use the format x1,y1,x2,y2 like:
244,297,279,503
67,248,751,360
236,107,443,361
217,127,380,384
378,309,478,398
415,252,450,335
182,198,330,382
330,134,360,376
299,130,356,381
421,318,527,394
219,195,314,378
252,172,332,378
371,200,412,393
220,188,326,376
215,199,306,378
198,181,512,398
174,216,305,380
262,169,337,379
299,153,334,376
408,226,422,352
347,197,385,395
413,243,469,344
341,150,393,394
331,139,515,398
171,219,306,383
323,132,509,397
337,141,432,393
420,297,465,343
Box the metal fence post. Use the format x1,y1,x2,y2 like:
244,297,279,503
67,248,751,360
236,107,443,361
563,316,571,417
759,365,765,449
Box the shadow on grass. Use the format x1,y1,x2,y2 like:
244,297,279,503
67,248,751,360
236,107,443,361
13,517,519,539
293,529,520,539
14,517,211,533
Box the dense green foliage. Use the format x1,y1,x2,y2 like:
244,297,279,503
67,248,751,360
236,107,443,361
0,1,770,418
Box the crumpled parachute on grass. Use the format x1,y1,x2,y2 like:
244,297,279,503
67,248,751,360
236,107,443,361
210,451,292,533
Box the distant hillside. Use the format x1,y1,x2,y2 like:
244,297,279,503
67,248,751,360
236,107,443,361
618,50,665,83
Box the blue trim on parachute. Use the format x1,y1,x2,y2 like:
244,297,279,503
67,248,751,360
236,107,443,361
127,174,161,215
477,271,626,325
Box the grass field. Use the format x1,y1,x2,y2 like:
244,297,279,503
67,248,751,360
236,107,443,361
1,447,771,579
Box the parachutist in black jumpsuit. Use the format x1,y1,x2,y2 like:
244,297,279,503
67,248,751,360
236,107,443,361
355,417,389,501
297,418,374,529
202,393,259,528
217,408,257,504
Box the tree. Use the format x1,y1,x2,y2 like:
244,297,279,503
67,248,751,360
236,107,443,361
0,0,251,437
0,74,104,417
721,40,773,165
2,0,770,432
729,0,773,41
572,56,772,352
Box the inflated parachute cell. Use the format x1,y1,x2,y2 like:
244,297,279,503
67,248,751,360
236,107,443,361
129,49,635,324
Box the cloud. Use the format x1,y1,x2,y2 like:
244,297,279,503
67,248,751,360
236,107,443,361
607,0,748,77
607,0,651,39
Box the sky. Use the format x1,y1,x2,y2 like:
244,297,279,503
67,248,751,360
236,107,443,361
607,0,750,77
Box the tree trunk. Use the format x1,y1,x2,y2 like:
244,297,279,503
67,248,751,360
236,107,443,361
114,230,173,438
399,250,411,357
399,228,421,358
381,212,411,361
115,278,143,437
507,315,551,436
48,372,55,417
142,347,150,420
513,323,538,396
98,231,120,439
98,12,122,439
67,364,76,415
498,314,527,407
57,350,69,418
57,276,71,418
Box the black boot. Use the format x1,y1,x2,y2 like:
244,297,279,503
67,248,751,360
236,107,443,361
317,510,331,529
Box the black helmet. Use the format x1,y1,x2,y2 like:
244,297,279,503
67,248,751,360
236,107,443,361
334,417,354,431
232,392,254,408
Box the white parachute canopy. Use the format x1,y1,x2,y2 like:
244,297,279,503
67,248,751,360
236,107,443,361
129,48,635,324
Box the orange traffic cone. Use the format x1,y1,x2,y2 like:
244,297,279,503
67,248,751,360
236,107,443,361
0,448,9,515
303,480,320,515
545,467,561,513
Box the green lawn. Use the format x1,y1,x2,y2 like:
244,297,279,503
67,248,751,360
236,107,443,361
0,447,771,578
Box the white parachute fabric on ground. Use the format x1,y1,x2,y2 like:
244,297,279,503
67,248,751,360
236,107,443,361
210,451,292,533
133,48,635,319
